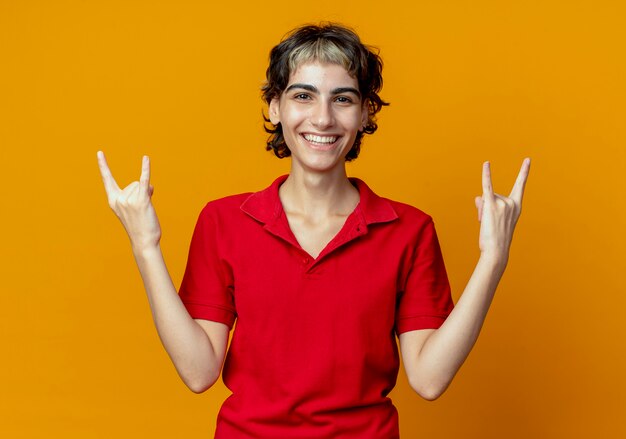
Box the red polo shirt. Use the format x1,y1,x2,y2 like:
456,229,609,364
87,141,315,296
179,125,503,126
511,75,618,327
179,175,454,438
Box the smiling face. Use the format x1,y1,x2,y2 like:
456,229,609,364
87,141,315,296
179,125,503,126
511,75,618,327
269,61,368,176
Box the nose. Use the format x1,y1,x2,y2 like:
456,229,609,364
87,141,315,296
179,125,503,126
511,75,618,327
310,99,335,129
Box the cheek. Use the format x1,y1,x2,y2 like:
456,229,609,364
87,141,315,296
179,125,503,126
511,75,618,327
341,111,365,131
281,107,307,130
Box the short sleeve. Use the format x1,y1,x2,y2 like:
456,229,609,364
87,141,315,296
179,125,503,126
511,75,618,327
395,219,454,335
178,204,236,329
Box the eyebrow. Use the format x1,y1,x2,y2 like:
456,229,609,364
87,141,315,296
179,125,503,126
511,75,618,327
285,83,361,99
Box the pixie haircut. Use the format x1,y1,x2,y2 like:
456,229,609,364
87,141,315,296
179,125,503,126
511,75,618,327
262,23,389,161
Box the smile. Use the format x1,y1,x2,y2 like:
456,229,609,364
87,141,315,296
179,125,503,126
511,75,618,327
302,134,339,145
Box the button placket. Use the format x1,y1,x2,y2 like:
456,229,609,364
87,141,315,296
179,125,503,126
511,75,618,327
296,249,313,273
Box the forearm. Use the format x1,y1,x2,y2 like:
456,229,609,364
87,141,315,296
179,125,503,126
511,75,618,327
132,244,222,392
405,158,530,399
413,253,507,397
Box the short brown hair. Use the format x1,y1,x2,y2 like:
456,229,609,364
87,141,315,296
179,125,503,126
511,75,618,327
262,23,389,161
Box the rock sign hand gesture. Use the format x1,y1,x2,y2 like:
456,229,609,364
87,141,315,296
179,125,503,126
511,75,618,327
97,151,161,252
474,158,531,264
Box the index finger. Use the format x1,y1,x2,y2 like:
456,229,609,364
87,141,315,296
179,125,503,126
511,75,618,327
509,157,531,203
96,151,121,196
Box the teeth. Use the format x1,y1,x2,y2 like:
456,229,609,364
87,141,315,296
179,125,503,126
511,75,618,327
303,134,338,144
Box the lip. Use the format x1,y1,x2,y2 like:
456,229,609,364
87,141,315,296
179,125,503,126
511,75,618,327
300,133,341,151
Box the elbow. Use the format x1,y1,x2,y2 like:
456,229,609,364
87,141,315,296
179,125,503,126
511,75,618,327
185,370,220,394
188,381,210,394
408,376,450,401
418,386,445,402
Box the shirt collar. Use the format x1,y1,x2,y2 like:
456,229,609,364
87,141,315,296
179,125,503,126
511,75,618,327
240,174,399,226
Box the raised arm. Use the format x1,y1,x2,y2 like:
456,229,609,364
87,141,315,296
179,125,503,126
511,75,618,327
399,158,531,400
96,151,229,393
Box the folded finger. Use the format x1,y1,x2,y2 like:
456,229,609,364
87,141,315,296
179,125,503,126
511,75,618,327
475,196,483,221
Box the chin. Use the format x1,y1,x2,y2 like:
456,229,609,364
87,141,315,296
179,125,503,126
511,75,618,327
294,157,348,174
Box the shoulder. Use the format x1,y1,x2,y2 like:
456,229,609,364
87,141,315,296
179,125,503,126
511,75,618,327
384,199,438,246
353,177,434,229
198,175,286,223
385,198,434,225
367,190,436,237
197,192,254,223
203,192,253,210
379,199,444,256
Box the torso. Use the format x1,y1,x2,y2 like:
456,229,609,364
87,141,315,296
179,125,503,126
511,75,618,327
179,175,454,439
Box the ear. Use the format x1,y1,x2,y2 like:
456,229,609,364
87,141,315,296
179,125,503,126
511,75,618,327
269,98,280,125
359,99,369,131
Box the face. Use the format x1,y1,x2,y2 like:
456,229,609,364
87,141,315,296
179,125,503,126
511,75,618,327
269,61,368,175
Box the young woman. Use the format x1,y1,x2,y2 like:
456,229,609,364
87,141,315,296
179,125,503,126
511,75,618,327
97,23,530,439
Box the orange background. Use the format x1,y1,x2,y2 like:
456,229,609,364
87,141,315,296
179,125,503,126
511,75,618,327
1,1,624,437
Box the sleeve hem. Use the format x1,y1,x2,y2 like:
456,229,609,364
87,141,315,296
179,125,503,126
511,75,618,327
395,314,449,335
182,301,236,329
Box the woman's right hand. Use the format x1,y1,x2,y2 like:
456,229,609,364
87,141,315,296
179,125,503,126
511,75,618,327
97,151,162,252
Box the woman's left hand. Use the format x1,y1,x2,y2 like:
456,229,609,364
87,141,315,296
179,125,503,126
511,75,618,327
474,158,531,265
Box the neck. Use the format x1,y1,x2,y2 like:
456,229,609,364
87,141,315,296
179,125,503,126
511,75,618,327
279,167,359,219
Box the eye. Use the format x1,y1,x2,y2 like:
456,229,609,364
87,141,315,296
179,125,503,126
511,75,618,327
294,93,311,100
335,96,354,104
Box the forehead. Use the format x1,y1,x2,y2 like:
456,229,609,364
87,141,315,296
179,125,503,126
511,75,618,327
287,61,358,88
